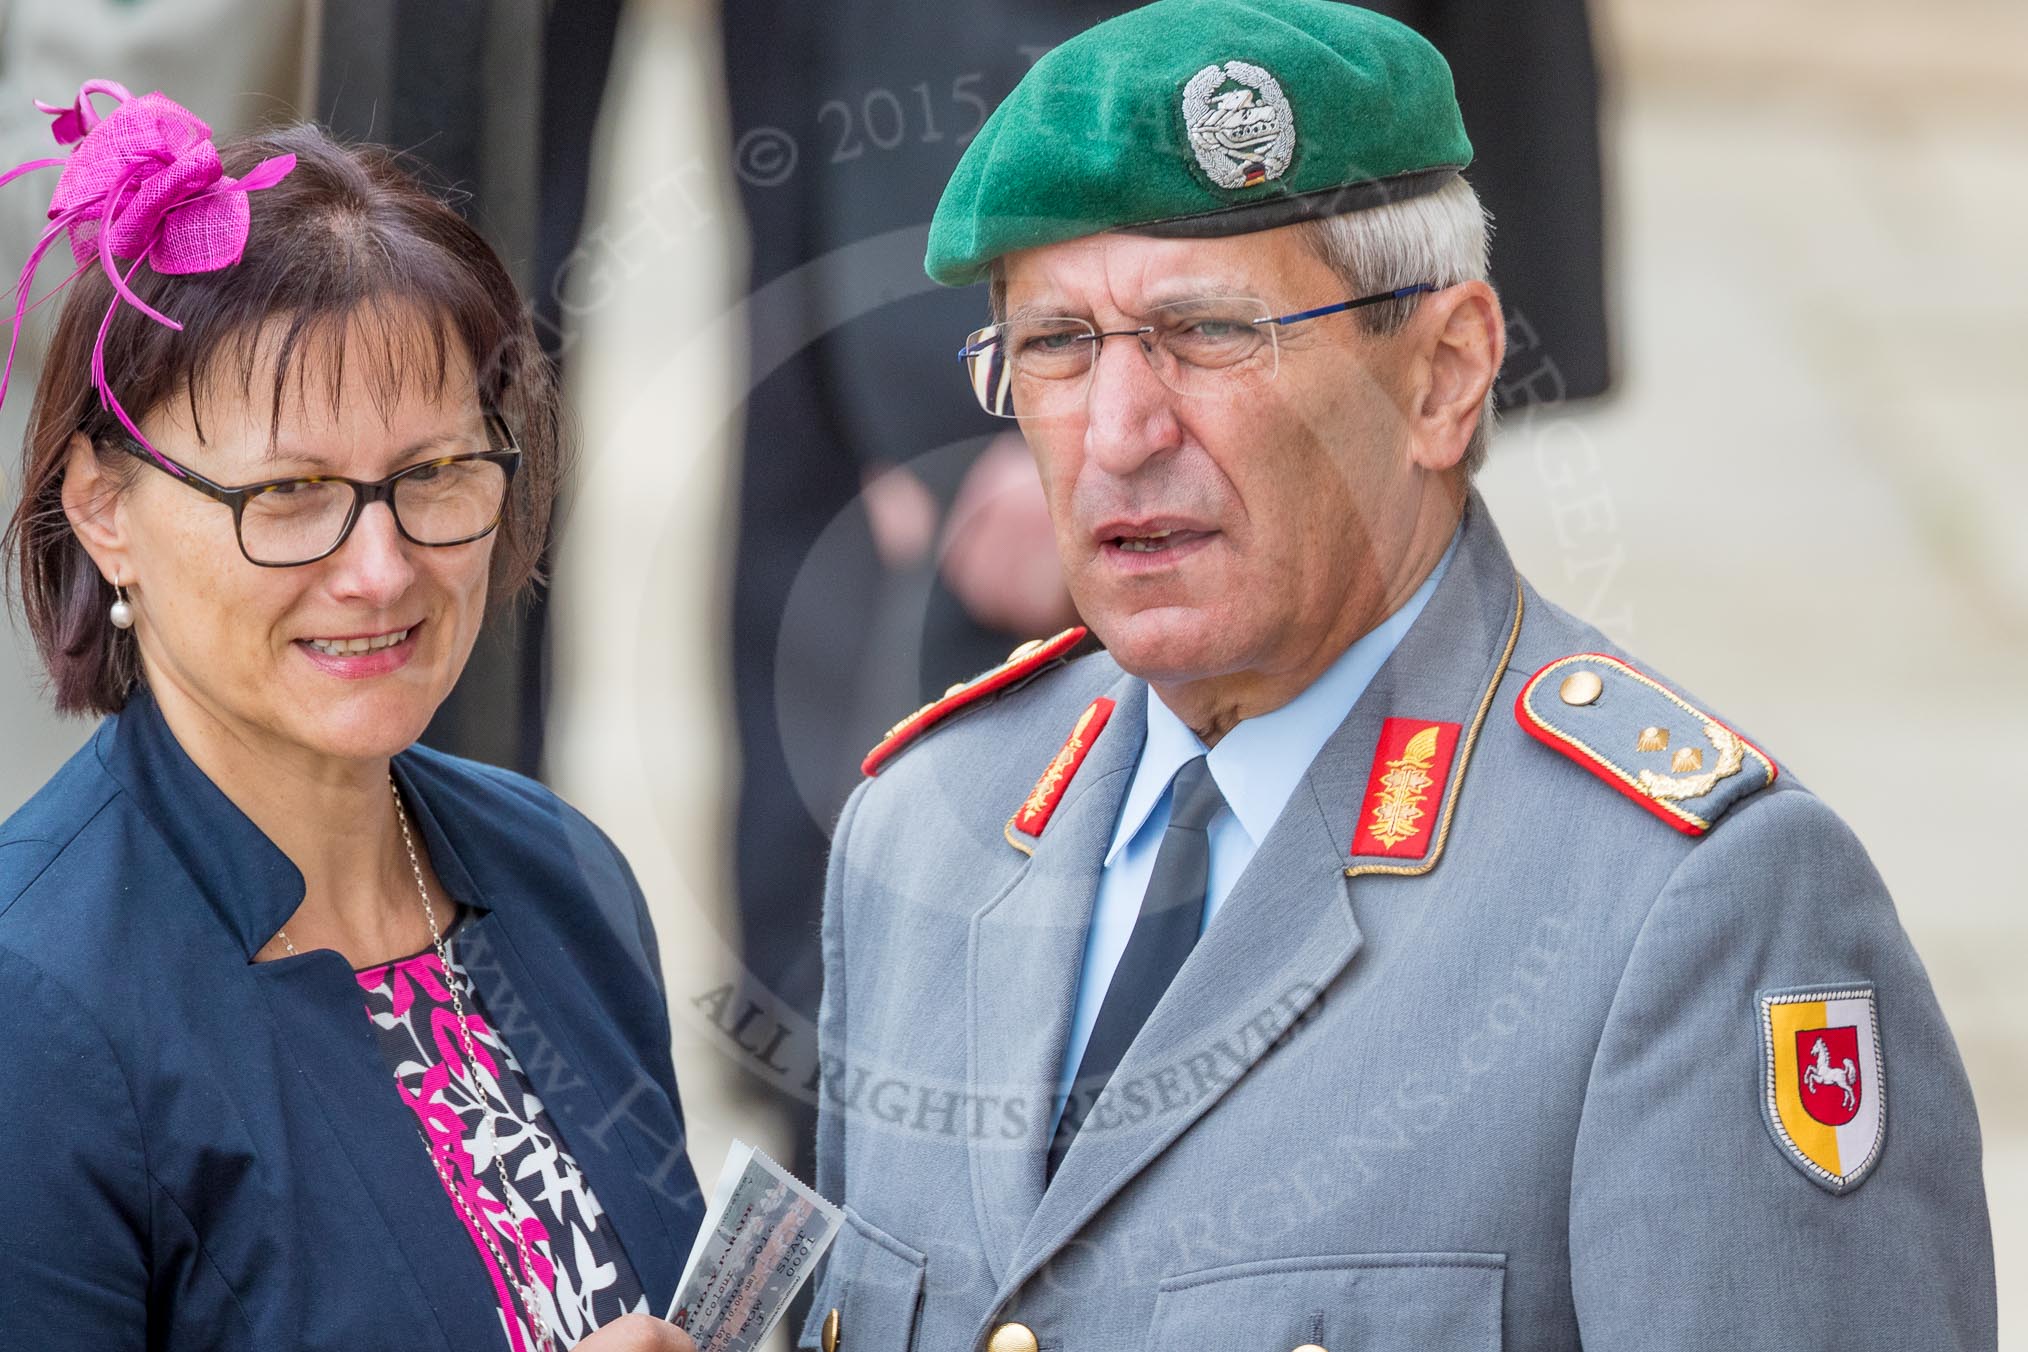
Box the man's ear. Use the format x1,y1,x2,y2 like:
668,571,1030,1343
61,433,133,583
1405,280,1503,473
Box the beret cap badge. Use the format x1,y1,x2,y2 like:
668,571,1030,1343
1182,60,1295,191
925,0,1474,287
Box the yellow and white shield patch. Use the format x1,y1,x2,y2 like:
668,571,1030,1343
1758,985,1885,1193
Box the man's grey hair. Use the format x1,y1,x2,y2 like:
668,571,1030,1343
986,173,1499,476
1293,173,1497,476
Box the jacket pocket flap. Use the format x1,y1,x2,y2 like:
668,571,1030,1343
798,1207,927,1351
1148,1251,1506,1351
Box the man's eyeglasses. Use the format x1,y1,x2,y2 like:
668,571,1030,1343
958,283,1435,419
105,412,522,567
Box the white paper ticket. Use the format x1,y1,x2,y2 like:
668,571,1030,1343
664,1140,843,1351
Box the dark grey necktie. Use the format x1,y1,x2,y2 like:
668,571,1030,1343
1048,754,1227,1180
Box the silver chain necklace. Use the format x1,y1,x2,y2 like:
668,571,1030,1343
274,776,555,1352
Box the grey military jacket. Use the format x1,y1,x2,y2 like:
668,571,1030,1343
801,496,1995,1352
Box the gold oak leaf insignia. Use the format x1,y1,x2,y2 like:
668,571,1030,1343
1022,702,1100,820
1368,724,1443,848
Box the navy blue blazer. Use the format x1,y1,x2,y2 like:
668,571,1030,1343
0,692,704,1351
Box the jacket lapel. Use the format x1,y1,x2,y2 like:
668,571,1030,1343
1006,757,1363,1282
399,762,702,1313
1333,497,1525,885
251,952,505,1352
447,910,696,1311
1004,495,1527,1289
102,697,699,1330
966,670,1145,1284
97,691,304,959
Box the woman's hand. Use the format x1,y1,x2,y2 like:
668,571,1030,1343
573,1314,699,1351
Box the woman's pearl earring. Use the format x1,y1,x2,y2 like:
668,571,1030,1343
109,584,135,630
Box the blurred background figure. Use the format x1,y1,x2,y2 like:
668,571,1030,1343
312,0,629,776
2,1,2023,1346
0,0,625,779
0,0,313,800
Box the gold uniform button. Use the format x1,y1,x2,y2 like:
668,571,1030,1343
820,1308,841,1352
1559,669,1604,706
987,1322,1040,1352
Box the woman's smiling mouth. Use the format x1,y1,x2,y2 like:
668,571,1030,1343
304,627,412,657
295,623,423,677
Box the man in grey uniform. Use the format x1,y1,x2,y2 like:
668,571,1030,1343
800,2,1997,1349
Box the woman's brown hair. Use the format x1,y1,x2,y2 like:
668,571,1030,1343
2,121,563,716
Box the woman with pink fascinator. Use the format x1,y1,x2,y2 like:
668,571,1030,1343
0,82,701,1352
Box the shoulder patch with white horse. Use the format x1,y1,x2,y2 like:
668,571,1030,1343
1758,984,1885,1193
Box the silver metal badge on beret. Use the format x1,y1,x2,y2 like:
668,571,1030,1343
1181,60,1296,190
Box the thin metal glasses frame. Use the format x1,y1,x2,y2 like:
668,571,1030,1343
956,283,1437,362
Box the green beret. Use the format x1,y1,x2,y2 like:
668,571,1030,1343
926,0,1472,287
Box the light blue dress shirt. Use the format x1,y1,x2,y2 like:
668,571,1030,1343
1050,526,1460,1131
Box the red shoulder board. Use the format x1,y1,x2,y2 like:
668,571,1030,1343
1515,652,1778,835
861,626,1089,777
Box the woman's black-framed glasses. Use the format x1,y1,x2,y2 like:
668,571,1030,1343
958,283,1437,419
107,412,522,567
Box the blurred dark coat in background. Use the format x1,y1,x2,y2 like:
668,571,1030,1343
315,0,625,778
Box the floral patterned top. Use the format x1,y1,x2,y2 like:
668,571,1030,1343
355,915,648,1350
